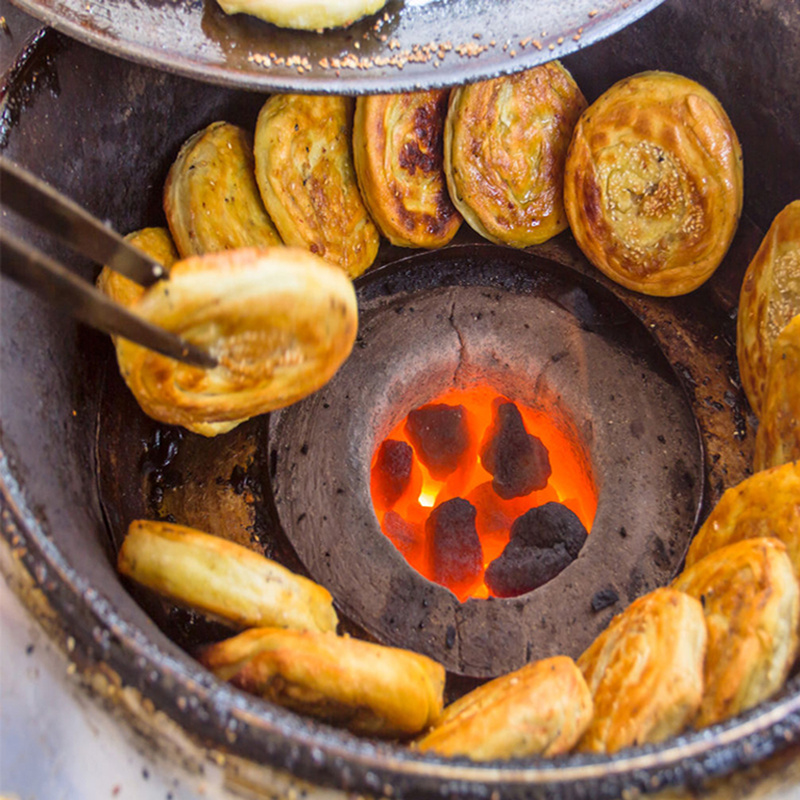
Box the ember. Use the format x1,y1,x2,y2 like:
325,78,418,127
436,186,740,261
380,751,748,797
370,385,597,599
484,502,588,597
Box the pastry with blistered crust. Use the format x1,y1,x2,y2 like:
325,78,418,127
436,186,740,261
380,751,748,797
445,62,587,248
97,227,179,317
98,228,243,437
754,314,800,470
164,122,281,259
416,656,593,760
564,71,743,296
199,627,445,738
115,247,357,436
672,537,799,728
684,460,800,577
118,520,339,633
254,94,379,279
737,201,800,417
353,90,462,248
215,0,388,30
577,587,706,753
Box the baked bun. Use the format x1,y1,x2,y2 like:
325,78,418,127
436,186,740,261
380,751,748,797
577,587,706,753
672,537,799,728
99,229,245,437
444,62,586,248
416,656,593,760
353,90,462,248
199,627,445,738
164,122,281,259
115,247,357,436
254,94,379,279
754,314,800,470
118,520,338,633
215,0,388,30
737,201,800,417
97,227,179,318
564,71,743,296
684,461,800,576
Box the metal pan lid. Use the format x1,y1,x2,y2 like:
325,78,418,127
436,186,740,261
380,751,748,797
12,0,665,93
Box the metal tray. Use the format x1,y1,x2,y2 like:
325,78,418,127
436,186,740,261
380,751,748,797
9,0,665,93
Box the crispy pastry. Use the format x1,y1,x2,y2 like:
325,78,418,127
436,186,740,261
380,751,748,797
199,627,445,738
96,227,179,310
577,587,706,753
416,656,593,760
445,62,587,247
737,201,800,417
254,94,379,279
564,71,743,296
164,121,281,259
672,537,799,728
754,315,800,469
117,520,339,633
98,228,241,438
215,0,388,30
684,461,800,576
353,90,462,248
115,247,358,436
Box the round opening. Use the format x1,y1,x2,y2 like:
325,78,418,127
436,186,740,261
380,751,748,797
270,244,704,677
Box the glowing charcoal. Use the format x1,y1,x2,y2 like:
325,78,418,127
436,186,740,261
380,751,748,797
406,403,471,480
484,502,587,597
480,401,552,499
382,509,425,565
372,439,414,507
425,497,483,599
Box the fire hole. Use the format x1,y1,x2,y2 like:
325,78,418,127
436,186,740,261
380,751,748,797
370,385,598,601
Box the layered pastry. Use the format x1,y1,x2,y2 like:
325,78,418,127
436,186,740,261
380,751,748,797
737,201,800,417
115,247,358,436
754,314,800,470
254,94,379,278
684,460,800,576
577,587,706,753
445,62,587,247
97,228,242,437
96,227,179,311
200,627,445,738
672,538,799,728
353,90,462,248
416,656,593,760
117,520,339,633
215,0,389,30
564,71,743,296
164,122,281,258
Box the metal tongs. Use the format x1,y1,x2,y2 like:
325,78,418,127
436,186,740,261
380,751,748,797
0,157,217,368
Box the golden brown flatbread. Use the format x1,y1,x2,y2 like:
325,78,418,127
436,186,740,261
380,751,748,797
684,461,800,577
564,71,743,296
445,61,587,247
353,90,462,248
754,315,800,470
672,537,799,728
577,587,706,753
118,520,339,633
115,247,357,435
737,201,800,417
164,121,281,259
199,627,445,738
215,0,388,30
254,94,379,278
96,227,179,309
416,656,593,760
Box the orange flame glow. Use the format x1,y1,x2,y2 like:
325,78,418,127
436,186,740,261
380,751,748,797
370,385,597,601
